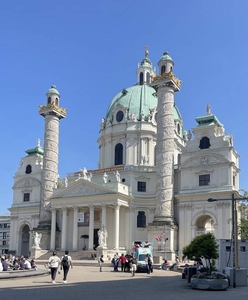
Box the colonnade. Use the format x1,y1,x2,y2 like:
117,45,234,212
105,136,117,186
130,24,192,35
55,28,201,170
50,203,123,251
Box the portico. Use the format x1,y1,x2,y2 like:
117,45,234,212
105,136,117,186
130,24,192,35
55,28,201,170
49,179,130,251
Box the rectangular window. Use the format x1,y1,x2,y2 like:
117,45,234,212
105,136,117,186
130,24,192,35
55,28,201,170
23,193,30,202
3,223,7,228
137,181,146,192
199,174,210,186
240,246,246,252
226,246,231,252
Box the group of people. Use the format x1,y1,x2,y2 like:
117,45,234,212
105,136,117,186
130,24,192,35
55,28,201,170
111,253,137,274
0,254,37,272
97,253,139,276
47,250,73,284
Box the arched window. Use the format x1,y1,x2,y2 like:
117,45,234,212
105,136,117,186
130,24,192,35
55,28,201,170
25,164,32,174
139,72,144,85
199,137,211,149
115,143,123,165
137,211,146,228
161,65,166,75
177,123,180,134
48,97,51,104
146,72,150,84
55,98,58,105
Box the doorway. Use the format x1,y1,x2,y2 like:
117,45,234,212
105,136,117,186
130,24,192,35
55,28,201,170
94,228,99,250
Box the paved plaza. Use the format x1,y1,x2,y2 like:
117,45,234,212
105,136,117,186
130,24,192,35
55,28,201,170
0,263,247,300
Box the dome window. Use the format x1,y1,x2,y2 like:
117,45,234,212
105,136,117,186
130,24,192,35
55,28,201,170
146,72,150,84
116,111,124,122
55,98,58,105
139,72,144,85
115,143,123,165
199,137,211,149
161,65,166,75
48,97,51,104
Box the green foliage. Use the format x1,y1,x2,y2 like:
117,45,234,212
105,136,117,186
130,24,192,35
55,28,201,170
183,233,219,274
239,218,248,240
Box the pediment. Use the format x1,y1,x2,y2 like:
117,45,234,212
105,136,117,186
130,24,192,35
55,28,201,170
181,154,228,169
51,180,115,199
13,177,41,188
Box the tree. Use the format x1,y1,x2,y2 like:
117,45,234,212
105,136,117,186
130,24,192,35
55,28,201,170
183,233,219,274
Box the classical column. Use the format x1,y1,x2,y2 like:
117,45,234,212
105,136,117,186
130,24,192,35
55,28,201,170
114,204,120,250
129,206,135,247
72,206,78,250
50,208,56,250
88,205,94,250
101,204,107,229
61,207,67,250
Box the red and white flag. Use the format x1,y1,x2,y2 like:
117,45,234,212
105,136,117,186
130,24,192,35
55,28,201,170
155,236,162,241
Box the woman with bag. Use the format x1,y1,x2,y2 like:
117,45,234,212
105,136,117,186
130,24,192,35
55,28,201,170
48,251,61,283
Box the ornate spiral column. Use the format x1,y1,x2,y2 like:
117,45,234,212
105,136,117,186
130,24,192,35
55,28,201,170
151,69,181,224
38,85,66,224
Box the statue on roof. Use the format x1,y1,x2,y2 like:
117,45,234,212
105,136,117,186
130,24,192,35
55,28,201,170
206,104,211,115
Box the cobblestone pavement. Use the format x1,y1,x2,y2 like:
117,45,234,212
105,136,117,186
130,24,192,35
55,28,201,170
0,264,247,300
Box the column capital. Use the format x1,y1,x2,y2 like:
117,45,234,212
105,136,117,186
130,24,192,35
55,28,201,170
114,203,120,210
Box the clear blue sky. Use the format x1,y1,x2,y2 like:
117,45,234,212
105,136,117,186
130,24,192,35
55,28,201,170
1,0,248,214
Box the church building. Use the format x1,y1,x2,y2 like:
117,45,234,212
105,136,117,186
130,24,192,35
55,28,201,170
8,49,240,260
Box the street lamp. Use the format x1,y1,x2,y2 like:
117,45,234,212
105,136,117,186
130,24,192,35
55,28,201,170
207,192,247,288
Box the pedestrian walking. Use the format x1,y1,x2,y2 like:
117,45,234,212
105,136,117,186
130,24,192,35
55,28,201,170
48,251,61,283
98,255,104,272
130,255,137,277
60,250,73,283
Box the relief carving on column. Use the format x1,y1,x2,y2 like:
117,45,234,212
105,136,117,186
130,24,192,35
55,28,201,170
156,201,172,216
160,118,174,127
156,189,173,201
156,177,172,189
158,152,174,164
157,127,174,138
160,103,174,114
157,165,173,176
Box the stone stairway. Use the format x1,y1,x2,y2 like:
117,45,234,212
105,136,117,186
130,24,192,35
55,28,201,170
36,250,96,261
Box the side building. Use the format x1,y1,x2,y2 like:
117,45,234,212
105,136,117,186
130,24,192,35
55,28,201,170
0,214,10,255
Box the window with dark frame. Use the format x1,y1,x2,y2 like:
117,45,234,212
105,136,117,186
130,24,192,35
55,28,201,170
23,193,30,202
137,211,146,228
137,181,146,192
139,72,144,85
161,65,166,74
25,164,32,174
115,143,123,165
199,136,211,149
199,174,210,186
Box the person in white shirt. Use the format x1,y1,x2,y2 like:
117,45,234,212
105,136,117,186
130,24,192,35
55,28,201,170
23,258,31,269
48,251,61,283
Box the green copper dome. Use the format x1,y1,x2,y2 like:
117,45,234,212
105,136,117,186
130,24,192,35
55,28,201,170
141,57,152,66
46,84,60,96
105,84,182,123
159,51,173,63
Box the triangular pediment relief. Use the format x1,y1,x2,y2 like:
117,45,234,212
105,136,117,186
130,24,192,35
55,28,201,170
13,177,41,188
51,179,116,199
134,176,150,182
181,154,228,169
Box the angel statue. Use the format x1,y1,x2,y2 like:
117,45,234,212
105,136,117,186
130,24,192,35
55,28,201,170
32,231,42,248
98,229,104,246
